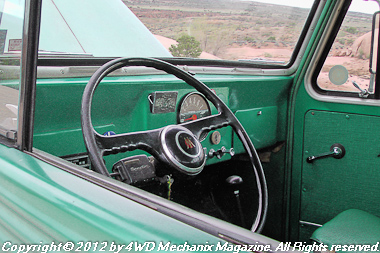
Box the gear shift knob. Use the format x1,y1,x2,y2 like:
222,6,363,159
226,175,245,227
226,175,243,185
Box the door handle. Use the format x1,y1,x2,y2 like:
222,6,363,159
306,143,346,163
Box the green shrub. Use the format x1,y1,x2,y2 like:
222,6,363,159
264,52,273,58
338,38,346,45
169,35,202,58
345,27,358,34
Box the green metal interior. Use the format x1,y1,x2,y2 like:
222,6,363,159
283,0,380,242
33,74,291,169
32,62,380,242
0,143,229,247
32,73,292,240
2,0,378,244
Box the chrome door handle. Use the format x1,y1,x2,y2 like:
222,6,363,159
306,143,346,163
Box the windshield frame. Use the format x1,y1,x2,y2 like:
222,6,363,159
7,0,323,149
34,0,321,73
15,0,41,151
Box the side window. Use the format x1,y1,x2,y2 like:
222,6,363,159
0,0,24,139
317,0,377,96
125,0,314,65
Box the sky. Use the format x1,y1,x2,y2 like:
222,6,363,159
242,0,379,14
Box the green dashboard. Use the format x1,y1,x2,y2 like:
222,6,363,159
32,73,292,172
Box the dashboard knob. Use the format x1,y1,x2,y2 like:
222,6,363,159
208,146,235,159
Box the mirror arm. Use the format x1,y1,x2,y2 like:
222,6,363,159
352,81,370,98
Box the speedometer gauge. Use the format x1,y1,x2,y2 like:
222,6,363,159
178,93,211,124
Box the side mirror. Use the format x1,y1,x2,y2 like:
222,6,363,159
370,11,379,74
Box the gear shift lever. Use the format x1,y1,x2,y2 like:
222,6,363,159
226,175,245,227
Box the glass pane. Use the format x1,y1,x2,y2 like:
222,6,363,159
38,0,171,58
0,0,24,135
125,0,314,64
37,0,314,65
317,0,378,94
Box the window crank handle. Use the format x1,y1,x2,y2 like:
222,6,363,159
306,143,346,163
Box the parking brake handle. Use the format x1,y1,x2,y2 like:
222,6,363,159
306,143,346,163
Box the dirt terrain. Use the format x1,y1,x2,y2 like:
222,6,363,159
124,0,373,92
125,0,309,58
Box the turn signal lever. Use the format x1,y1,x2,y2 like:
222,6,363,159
306,143,346,163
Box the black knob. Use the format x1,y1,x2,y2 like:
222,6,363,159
226,175,245,227
226,175,243,185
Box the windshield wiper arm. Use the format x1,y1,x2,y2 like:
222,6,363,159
38,50,94,58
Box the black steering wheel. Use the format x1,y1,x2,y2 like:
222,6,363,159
81,57,268,232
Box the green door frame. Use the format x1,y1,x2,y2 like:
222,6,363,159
285,0,380,241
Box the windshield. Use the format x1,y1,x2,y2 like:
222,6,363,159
0,0,22,137
0,0,23,56
2,0,315,63
0,0,316,137
1,0,171,57
127,0,313,64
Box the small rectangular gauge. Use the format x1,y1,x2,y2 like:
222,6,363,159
149,91,178,114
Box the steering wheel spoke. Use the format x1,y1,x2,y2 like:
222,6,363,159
95,129,161,156
180,113,231,139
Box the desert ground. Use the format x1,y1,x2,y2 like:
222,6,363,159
125,0,373,92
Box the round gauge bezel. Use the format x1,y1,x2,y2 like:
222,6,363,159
177,92,212,124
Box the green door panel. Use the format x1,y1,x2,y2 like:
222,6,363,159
289,81,380,241
0,143,228,247
299,110,380,240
